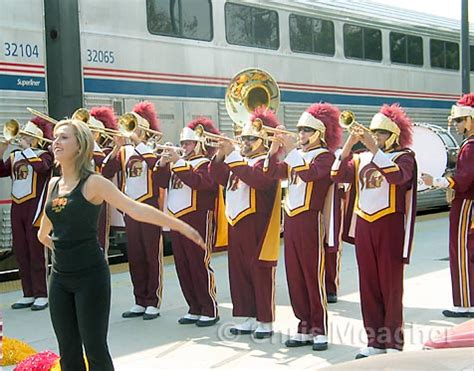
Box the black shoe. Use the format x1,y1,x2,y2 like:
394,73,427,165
442,309,474,318
196,316,219,327
178,317,199,325
285,339,313,347
327,293,338,304
229,327,254,335
31,303,48,311
143,312,160,320
11,302,34,310
312,341,328,351
253,330,273,339
122,310,145,318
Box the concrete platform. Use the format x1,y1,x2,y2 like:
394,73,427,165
2,211,472,370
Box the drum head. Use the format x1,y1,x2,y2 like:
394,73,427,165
410,125,447,191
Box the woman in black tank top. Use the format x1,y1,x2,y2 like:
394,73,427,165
38,119,205,371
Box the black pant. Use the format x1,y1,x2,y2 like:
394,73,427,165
49,261,114,371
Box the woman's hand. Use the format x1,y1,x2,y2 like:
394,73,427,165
178,222,206,250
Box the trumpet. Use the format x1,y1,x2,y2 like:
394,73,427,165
3,119,53,145
339,111,371,133
195,125,240,147
150,143,185,156
118,112,163,141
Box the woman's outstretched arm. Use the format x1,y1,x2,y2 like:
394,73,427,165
85,174,206,249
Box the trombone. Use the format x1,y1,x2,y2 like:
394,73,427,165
3,119,53,145
339,111,371,134
118,112,163,140
26,107,58,125
72,108,122,137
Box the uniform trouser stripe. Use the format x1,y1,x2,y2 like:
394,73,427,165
457,200,472,307
318,213,328,334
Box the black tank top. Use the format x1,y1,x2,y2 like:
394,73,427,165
45,175,105,273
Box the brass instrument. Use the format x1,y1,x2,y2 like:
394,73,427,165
195,124,239,147
72,108,121,136
118,112,163,141
3,119,53,145
26,107,58,125
151,143,185,156
225,67,280,128
339,110,371,133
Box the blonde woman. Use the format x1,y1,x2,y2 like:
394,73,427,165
38,119,205,371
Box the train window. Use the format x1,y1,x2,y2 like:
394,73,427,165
430,39,459,70
343,24,382,62
146,0,213,41
390,32,423,66
225,3,279,50
289,14,335,56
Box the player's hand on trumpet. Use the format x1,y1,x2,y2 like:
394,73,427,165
216,136,235,157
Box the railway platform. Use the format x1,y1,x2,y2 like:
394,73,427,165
2,211,473,370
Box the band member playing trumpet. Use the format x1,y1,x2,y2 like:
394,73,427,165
102,101,164,320
331,104,417,358
267,103,342,350
210,108,281,339
158,117,220,327
0,116,53,311
83,106,119,256
422,93,474,318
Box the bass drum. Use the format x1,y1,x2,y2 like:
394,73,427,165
409,123,459,192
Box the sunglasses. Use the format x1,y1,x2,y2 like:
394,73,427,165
452,117,466,124
297,127,316,133
241,136,259,142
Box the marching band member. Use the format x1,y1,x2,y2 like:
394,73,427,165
331,104,417,358
422,93,474,318
102,101,163,320
158,117,220,327
267,103,343,351
210,108,281,339
89,106,118,256
0,116,53,311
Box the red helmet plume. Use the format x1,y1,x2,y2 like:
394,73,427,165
457,93,474,107
250,107,279,128
187,116,220,134
133,101,160,131
90,106,118,130
305,103,342,152
379,103,413,148
30,116,53,140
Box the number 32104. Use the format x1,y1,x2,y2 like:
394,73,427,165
4,42,39,58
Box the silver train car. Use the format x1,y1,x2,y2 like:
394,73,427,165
0,0,472,264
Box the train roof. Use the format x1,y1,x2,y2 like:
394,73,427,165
260,0,474,40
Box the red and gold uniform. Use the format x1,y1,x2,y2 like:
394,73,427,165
160,118,220,324
88,106,118,256
102,102,164,315
0,117,53,307
266,103,342,348
431,95,474,316
210,108,281,336
332,104,417,352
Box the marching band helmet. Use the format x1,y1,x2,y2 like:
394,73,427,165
450,93,474,132
241,107,280,151
90,106,118,131
180,116,220,156
132,101,160,134
297,103,342,151
369,103,413,150
23,116,54,146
